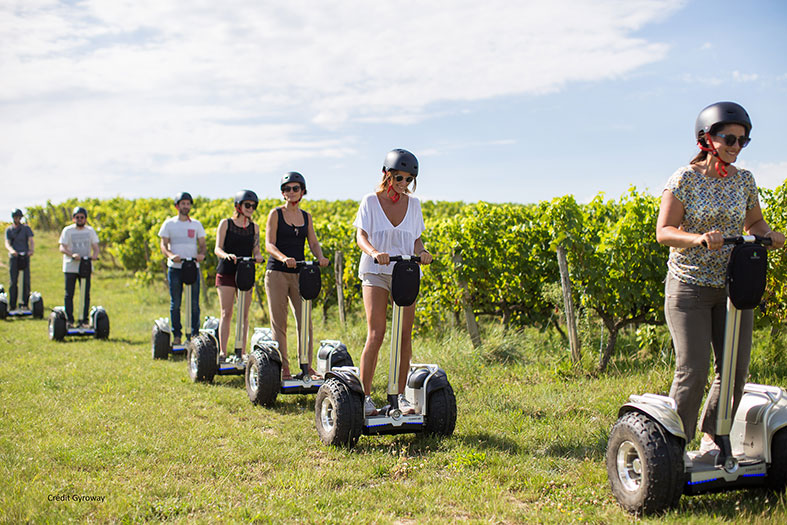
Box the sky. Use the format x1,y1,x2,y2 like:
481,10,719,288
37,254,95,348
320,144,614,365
2,0,787,218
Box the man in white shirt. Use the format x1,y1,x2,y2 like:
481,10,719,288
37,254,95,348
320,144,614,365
58,207,100,327
158,192,207,345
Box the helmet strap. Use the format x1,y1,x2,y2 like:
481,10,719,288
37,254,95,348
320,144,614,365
387,183,401,203
697,138,729,178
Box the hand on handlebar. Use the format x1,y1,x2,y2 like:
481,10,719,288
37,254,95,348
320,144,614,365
372,252,390,265
765,231,786,250
419,251,433,265
225,253,237,262
318,256,329,267
283,257,296,269
698,231,723,250
171,254,182,263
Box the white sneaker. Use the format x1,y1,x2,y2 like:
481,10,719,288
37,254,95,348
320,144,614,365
694,437,720,463
364,396,377,416
398,394,416,415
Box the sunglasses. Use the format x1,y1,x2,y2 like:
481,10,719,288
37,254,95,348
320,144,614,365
714,133,750,148
242,202,257,210
282,185,301,192
394,175,415,183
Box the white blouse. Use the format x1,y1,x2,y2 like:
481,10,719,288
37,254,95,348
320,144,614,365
353,193,425,277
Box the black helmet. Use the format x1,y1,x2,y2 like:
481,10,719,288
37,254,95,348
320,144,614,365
695,101,752,142
234,190,259,206
11,209,23,218
280,172,307,193
72,206,88,218
174,192,193,205
383,148,418,176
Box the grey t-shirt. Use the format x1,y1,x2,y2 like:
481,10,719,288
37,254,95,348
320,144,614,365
5,224,34,253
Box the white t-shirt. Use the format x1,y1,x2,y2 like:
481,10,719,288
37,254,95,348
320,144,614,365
158,216,206,268
353,193,425,277
59,224,100,273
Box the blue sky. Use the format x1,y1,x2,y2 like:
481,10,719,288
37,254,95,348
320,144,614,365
2,0,786,218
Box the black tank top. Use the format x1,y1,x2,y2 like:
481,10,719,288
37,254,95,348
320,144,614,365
266,208,308,274
217,218,255,276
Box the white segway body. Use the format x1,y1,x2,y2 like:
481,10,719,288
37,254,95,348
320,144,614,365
607,236,787,515
315,256,456,448
48,258,109,340
245,262,354,406
152,259,199,359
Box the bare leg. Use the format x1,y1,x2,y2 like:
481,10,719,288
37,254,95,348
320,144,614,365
360,285,389,396
217,285,236,358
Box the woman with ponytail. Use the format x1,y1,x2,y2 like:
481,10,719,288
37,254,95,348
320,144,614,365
656,102,784,460
353,148,432,416
214,190,264,363
264,172,328,380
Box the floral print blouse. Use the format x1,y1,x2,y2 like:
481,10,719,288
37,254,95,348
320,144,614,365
665,166,759,288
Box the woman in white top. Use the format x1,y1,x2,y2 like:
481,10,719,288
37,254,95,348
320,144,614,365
353,149,433,416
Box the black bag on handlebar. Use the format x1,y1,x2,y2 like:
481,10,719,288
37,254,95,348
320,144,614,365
78,258,92,278
235,259,256,292
16,254,28,271
391,260,420,307
298,265,321,301
726,244,768,310
181,260,198,286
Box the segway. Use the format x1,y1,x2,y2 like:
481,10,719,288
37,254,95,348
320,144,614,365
607,235,787,515
245,260,353,406
48,257,109,340
0,252,44,320
315,255,456,448
187,257,255,382
152,259,199,359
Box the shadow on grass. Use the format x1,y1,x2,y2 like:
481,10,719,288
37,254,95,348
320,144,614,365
541,433,608,461
454,431,521,454
673,489,784,520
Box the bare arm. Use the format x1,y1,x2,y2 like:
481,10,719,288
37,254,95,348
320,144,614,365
196,236,207,262
265,209,295,268
413,237,432,264
214,219,234,261
253,223,264,263
91,242,100,260
356,228,389,265
4,233,13,255
160,236,179,262
305,213,329,266
744,204,785,249
655,190,723,250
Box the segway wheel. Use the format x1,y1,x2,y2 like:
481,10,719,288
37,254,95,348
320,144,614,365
424,383,457,437
0,300,6,320
48,311,66,341
187,334,217,383
766,428,787,493
94,311,110,339
151,325,170,360
31,296,44,319
606,411,684,515
245,351,281,406
315,378,363,448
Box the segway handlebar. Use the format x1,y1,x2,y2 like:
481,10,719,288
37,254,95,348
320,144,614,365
294,259,323,268
374,254,422,264
701,235,773,248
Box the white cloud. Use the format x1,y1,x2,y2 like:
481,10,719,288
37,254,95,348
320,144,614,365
733,70,759,82
0,0,685,212
741,160,787,191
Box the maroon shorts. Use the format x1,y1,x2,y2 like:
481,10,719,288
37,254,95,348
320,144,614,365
215,273,236,288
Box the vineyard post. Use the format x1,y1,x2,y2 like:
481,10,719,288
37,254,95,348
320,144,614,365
557,245,581,364
451,250,482,349
335,250,346,325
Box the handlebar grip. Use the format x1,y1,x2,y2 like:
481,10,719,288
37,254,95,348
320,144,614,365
701,235,772,248
376,255,422,264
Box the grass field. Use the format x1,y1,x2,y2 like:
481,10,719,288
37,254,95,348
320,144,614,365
1,231,786,523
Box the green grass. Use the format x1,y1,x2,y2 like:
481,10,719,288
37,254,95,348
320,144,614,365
1,232,786,523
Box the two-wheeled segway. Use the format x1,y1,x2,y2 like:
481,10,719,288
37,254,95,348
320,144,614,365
315,255,456,448
607,235,787,515
0,252,44,320
152,258,199,359
187,257,255,382
49,257,109,340
245,260,353,406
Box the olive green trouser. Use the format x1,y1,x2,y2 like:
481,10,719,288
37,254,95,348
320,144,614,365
664,273,753,442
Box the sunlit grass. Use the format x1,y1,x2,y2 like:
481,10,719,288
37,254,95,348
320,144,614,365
1,232,785,522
